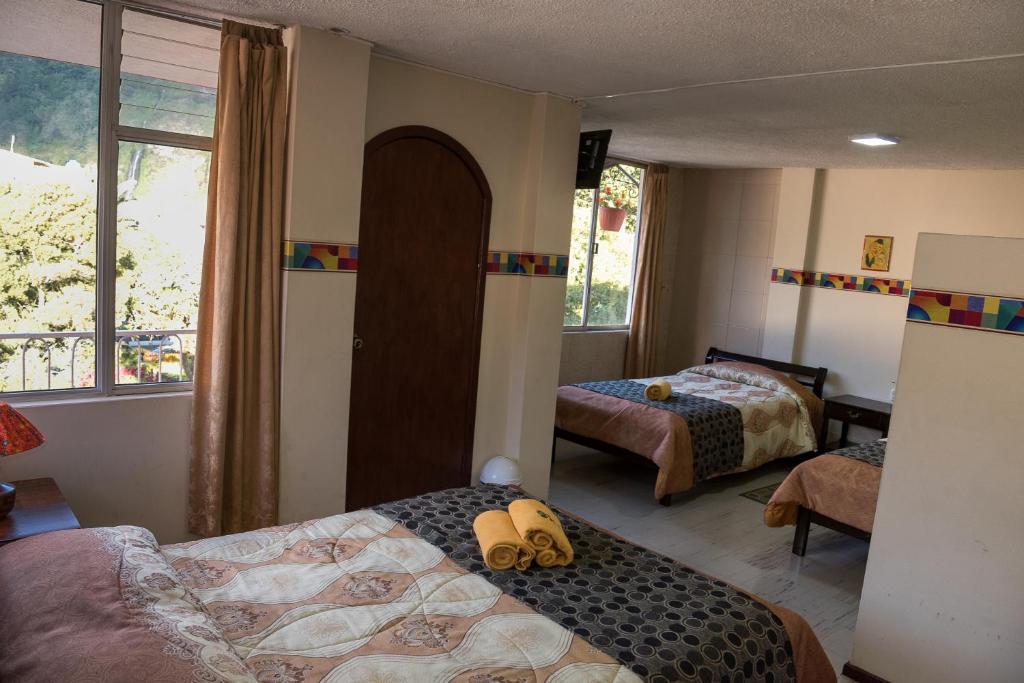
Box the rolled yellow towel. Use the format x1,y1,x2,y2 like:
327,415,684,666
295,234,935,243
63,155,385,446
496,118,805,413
473,510,535,570
644,379,673,401
508,499,574,567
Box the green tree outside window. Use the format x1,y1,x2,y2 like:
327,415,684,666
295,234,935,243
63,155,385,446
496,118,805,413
564,163,643,328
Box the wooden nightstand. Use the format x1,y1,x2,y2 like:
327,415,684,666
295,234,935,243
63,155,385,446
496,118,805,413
0,478,80,546
823,394,892,449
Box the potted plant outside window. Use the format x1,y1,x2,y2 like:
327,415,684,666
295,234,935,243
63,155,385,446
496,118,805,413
598,185,628,232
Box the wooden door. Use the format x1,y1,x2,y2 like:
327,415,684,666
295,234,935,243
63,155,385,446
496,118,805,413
345,126,491,511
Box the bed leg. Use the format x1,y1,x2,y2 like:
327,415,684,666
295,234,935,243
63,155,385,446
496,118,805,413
659,494,672,507
551,433,557,465
792,506,811,556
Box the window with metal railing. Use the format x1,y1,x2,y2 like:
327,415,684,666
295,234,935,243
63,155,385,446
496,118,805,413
0,0,217,398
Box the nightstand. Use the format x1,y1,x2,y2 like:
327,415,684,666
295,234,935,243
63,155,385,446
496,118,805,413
823,394,892,449
0,478,80,546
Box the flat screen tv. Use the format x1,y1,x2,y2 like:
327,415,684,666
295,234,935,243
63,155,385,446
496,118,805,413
575,129,612,189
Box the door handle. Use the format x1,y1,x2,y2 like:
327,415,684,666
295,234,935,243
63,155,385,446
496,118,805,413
353,335,364,350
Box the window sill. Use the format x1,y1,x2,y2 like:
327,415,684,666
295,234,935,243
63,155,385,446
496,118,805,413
563,327,630,334
8,389,192,410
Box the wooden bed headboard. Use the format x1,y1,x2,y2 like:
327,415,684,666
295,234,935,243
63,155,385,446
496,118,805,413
704,347,828,398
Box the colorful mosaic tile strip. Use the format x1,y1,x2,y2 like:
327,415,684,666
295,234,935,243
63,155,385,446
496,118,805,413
907,289,1024,336
771,268,911,296
486,251,569,277
282,243,567,277
283,241,358,272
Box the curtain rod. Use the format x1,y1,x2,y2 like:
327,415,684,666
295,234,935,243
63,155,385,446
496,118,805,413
84,0,282,31
123,3,222,29
606,154,651,169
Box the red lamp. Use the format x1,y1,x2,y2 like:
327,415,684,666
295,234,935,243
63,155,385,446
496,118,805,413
0,402,45,520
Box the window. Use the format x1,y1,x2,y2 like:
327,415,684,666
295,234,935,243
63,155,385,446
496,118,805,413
113,9,216,387
0,0,218,397
564,161,644,329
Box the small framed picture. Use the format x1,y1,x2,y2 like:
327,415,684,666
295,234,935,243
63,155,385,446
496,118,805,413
862,235,893,272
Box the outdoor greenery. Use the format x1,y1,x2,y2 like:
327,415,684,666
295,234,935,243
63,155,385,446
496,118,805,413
0,50,215,165
0,53,210,392
120,74,216,137
564,163,643,327
0,168,204,389
0,53,100,166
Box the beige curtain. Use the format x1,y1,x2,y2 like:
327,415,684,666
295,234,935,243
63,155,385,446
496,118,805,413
189,21,288,537
624,164,670,378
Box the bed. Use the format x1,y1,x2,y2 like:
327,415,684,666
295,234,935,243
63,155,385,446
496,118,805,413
764,439,887,556
0,485,835,683
555,348,828,505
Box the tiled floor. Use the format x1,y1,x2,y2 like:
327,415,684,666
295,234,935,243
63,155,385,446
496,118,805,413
548,446,869,676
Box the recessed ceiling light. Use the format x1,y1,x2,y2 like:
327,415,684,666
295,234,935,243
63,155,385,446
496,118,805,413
850,134,900,147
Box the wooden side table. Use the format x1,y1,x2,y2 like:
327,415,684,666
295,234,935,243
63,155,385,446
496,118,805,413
0,478,80,546
823,394,892,449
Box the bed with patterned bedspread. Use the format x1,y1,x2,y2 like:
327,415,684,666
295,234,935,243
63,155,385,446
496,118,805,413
0,485,834,683
556,361,825,502
765,439,887,540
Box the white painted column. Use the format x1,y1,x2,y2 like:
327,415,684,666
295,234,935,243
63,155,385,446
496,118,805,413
278,28,371,522
850,233,1024,681
762,168,818,362
499,94,581,497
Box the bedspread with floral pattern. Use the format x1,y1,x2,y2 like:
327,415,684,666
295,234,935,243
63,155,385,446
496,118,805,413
160,509,639,683
0,490,835,683
632,361,821,471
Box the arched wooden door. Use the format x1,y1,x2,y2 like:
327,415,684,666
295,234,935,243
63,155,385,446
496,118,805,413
345,126,491,511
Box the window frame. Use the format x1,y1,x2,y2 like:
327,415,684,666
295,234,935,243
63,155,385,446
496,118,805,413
563,158,646,332
0,0,215,402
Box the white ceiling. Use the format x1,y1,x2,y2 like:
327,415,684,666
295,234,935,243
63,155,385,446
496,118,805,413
167,0,1024,168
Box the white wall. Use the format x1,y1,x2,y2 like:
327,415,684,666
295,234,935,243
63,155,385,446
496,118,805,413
765,169,1024,400
558,331,628,384
2,394,193,542
277,27,370,525
850,233,1024,681
664,169,782,371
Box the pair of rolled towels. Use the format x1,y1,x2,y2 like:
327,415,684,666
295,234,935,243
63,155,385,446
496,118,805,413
644,378,673,401
473,499,574,571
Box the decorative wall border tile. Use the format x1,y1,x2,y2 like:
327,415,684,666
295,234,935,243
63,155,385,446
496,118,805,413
282,242,568,278
907,289,1024,336
485,251,569,277
771,267,911,296
282,241,358,272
